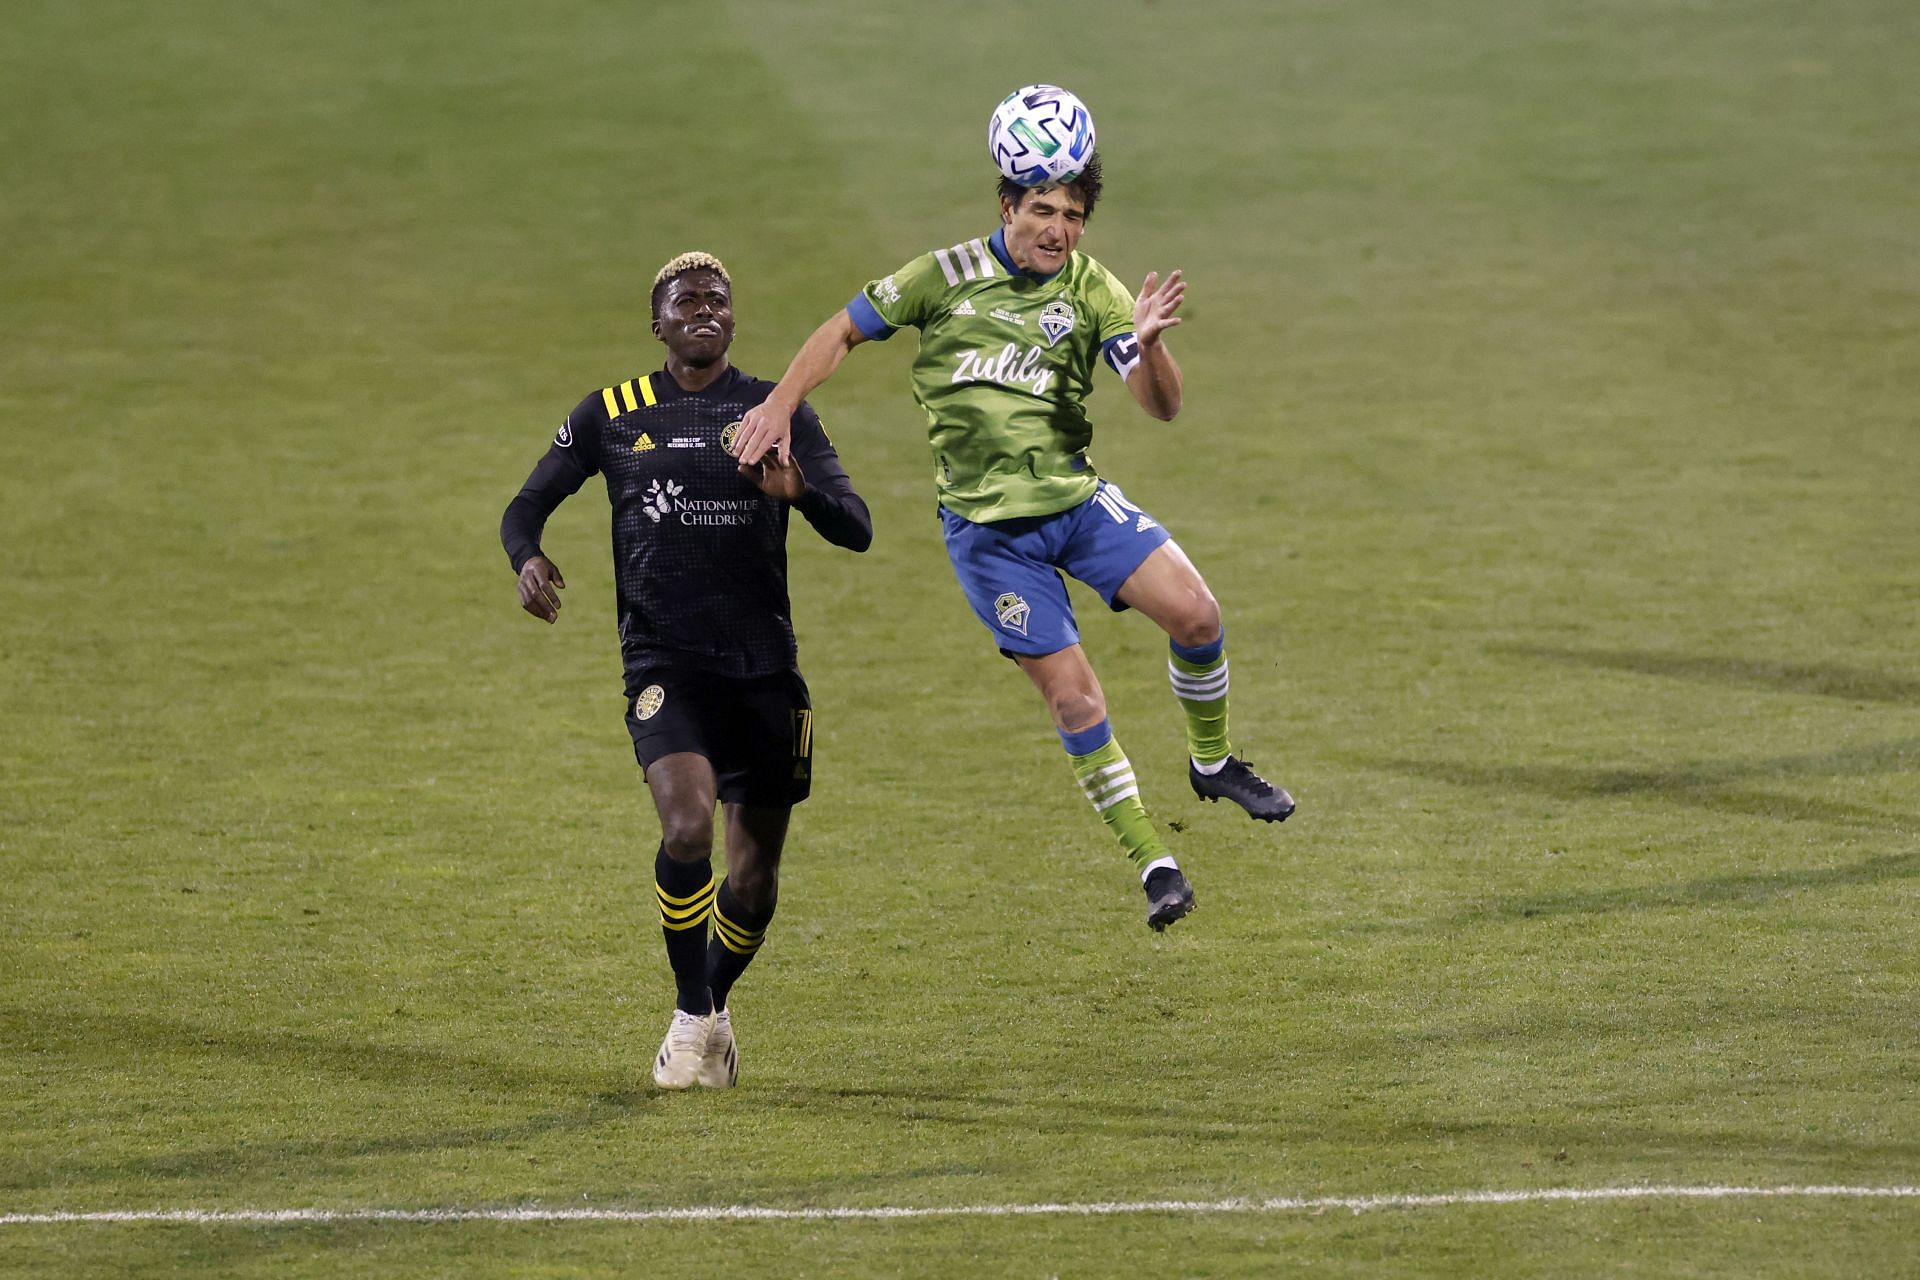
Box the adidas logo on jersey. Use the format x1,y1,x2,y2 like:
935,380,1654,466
632,433,656,453
952,299,976,316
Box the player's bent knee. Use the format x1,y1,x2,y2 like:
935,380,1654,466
660,819,715,863
1048,686,1107,733
1170,593,1222,650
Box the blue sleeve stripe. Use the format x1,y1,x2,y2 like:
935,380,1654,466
847,292,896,341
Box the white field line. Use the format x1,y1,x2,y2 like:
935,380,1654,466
3,1185,1916,1226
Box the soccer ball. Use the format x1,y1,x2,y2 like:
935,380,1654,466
988,84,1096,187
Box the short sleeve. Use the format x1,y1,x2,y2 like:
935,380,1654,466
850,252,950,340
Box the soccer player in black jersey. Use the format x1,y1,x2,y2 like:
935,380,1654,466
500,251,871,1090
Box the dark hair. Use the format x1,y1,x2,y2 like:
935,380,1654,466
997,150,1103,220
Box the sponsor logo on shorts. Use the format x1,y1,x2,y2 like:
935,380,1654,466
1039,299,1076,347
635,685,665,720
994,591,1031,638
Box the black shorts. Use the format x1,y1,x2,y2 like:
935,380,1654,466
623,667,813,807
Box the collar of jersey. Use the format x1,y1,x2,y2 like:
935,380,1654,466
988,228,1063,284
654,363,739,398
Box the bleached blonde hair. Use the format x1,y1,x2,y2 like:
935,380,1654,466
650,251,731,315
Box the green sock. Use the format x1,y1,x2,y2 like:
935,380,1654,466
1168,646,1231,767
1065,725,1171,872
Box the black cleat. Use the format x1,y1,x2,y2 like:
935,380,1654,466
1144,867,1197,932
1190,755,1296,822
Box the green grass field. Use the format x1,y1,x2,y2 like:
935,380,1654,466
4,0,1917,1274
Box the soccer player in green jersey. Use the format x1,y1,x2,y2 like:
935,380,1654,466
735,156,1293,931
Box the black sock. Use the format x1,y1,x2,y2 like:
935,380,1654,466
705,879,775,1012
654,843,714,1015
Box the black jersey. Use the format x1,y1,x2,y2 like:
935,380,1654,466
501,364,871,679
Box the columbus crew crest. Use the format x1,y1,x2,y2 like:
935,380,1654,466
1038,300,1076,347
720,421,741,456
634,685,665,721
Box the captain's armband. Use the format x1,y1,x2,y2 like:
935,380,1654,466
1103,333,1142,380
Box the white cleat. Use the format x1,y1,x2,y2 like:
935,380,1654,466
653,1009,714,1090
697,1008,739,1089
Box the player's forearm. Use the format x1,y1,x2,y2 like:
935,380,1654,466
770,310,862,411
795,483,873,553
500,495,551,573
1130,341,1183,420
500,454,585,571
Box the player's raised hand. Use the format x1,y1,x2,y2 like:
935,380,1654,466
740,445,805,502
517,555,565,624
1134,269,1185,347
733,398,795,466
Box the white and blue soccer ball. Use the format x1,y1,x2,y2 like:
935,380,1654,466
988,84,1096,187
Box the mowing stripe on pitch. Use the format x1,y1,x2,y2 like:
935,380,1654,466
3,1185,1916,1226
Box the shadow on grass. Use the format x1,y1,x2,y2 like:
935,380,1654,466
1380,736,1918,832
0,1008,648,1190
751,1084,1920,1171
1494,644,1920,705
1462,850,1920,922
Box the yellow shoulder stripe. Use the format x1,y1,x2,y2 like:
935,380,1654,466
601,375,659,417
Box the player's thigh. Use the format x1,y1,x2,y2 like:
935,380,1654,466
938,506,1078,656
709,670,815,811
1058,481,1180,613
625,669,722,849
1114,540,1220,644
645,752,720,848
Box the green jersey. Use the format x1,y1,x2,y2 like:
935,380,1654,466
849,228,1141,523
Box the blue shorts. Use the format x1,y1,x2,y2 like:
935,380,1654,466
940,480,1173,657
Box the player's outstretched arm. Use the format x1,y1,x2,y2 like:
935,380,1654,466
1126,269,1185,421
734,309,868,464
